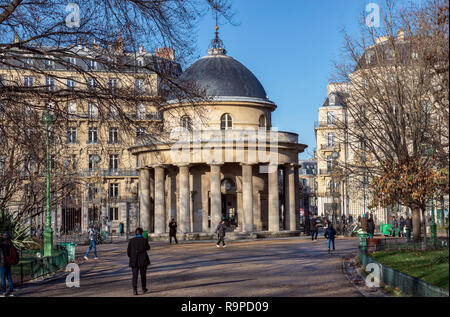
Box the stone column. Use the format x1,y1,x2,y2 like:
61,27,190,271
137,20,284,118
178,164,190,233
286,164,296,231
154,166,166,234
210,164,222,233
242,163,254,232
139,168,151,233
268,164,280,232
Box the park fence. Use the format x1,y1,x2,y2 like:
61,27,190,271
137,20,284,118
358,246,449,297
11,247,68,286
370,237,448,252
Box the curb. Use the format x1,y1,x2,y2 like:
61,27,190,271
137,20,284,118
342,255,387,297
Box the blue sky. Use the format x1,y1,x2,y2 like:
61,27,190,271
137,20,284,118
187,0,385,159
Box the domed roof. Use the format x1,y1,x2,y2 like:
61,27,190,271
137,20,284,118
168,27,270,103
176,52,268,100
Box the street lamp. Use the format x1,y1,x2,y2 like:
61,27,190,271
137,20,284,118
42,110,53,257
91,154,101,229
331,151,339,231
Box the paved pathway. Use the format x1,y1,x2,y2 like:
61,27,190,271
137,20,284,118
16,237,361,297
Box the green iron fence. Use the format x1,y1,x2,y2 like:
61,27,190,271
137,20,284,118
10,247,68,286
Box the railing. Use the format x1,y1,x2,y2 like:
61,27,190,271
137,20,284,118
314,121,337,128
320,143,341,151
319,168,332,175
11,248,68,286
80,169,138,177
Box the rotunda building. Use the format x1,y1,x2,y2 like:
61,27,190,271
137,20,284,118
131,31,307,238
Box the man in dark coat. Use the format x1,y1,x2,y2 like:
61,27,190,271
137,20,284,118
168,218,178,244
324,224,336,252
0,232,14,296
216,220,227,248
127,227,150,295
391,216,398,237
367,216,375,239
405,215,413,242
310,215,318,241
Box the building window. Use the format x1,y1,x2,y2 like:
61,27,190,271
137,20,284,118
329,94,336,106
23,58,33,68
108,105,118,119
181,116,192,130
67,57,76,69
327,133,335,148
136,128,145,138
136,104,146,119
109,154,119,171
88,127,98,144
259,115,266,129
87,78,96,91
88,154,100,171
87,60,97,70
326,155,333,173
44,58,54,69
24,76,34,87
66,103,77,116
109,128,118,143
66,127,77,143
327,112,335,125
135,79,145,94
88,184,98,201
88,103,98,119
220,113,232,130
109,207,119,221
109,183,119,198
67,78,76,90
45,77,54,92
109,78,118,93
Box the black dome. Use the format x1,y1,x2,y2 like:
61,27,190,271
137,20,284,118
174,53,268,100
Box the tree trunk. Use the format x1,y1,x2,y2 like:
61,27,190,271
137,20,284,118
412,206,421,242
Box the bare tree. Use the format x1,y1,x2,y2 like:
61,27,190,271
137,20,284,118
331,0,449,241
0,0,233,225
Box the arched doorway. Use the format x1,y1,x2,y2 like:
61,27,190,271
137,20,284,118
221,178,238,230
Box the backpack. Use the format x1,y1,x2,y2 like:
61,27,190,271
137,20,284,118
6,243,19,265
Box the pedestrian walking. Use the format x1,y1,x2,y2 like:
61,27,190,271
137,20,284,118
405,215,413,242
168,218,178,244
367,215,375,239
84,225,98,260
324,224,336,254
0,232,17,297
127,227,150,295
391,216,398,237
310,215,318,241
400,216,406,237
119,222,124,237
215,220,227,248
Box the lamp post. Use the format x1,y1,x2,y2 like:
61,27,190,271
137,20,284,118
42,110,53,257
331,151,339,230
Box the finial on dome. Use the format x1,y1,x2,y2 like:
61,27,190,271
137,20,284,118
208,11,226,55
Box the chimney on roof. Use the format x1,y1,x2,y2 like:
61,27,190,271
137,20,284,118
397,29,405,40
155,47,175,61
114,36,124,54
